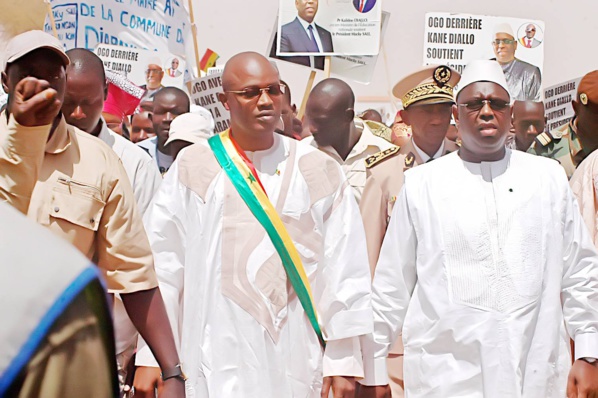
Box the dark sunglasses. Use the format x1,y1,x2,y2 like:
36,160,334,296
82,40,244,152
225,84,286,99
459,99,510,112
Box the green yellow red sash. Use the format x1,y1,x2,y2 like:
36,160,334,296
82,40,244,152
208,130,325,347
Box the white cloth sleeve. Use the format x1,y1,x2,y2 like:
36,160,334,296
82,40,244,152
133,157,162,216
360,183,418,386
135,161,188,367
561,181,598,360
322,337,364,378
319,179,373,339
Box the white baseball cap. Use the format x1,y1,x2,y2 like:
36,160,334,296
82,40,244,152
165,112,214,146
4,30,69,71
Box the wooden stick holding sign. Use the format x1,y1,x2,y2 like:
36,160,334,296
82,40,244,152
297,70,317,120
187,0,202,77
324,56,331,78
45,0,58,38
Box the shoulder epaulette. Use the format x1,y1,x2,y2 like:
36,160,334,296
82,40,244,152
365,120,393,143
534,132,553,147
365,146,400,168
404,152,416,168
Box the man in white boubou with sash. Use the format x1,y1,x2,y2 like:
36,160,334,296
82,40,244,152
135,52,373,398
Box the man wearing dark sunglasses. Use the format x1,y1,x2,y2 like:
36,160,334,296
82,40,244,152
137,52,373,398
360,60,598,398
357,65,460,398
491,23,541,101
518,23,541,49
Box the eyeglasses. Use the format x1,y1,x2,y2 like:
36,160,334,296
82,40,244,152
525,29,536,33
225,84,286,99
145,68,162,75
459,99,510,112
492,39,516,46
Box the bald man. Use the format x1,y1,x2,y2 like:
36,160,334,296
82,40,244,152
64,49,161,215
63,48,163,392
135,52,373,398
511,100,545,151
304,78,395,201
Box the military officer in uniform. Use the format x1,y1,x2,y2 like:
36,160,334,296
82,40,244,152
358,65,461,398
527,119,581,179
528,71,598,179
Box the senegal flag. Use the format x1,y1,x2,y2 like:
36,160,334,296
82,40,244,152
199,49,219,72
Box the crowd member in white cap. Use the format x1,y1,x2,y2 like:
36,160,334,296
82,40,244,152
137,87,190,175
0,30,184,398
165,110,214,160
358,60,598,398
492,22,542,101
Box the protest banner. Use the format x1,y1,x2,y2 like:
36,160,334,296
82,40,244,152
268,11,390,84
277,0,381,56
423,13,545,101
189,74,231,133
544,77,581,133
44,0,190,57
95,44,186,89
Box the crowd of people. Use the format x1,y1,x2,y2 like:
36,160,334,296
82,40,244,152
2,27,598,398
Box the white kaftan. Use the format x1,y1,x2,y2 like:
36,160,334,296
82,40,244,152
136,134,373,398
362,149,598,397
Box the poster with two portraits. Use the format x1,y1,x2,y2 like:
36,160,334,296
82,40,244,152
423,13,545,102
270,0,384,84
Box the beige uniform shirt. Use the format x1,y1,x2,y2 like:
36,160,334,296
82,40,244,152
305,118,396,202
0,113,157,294
360,137,459,273
0,115,51,215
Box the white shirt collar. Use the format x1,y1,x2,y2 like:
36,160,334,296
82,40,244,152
297,16,315,31
412,139,445,163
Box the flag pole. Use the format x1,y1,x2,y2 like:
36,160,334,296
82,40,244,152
187,0,202,78
45,0,58,38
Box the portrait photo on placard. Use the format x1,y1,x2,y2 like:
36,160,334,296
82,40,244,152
423,13,544,101
277,0,382,56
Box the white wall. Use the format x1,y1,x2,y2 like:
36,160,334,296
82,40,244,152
193,0,598,112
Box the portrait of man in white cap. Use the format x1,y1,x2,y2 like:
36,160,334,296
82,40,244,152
358,59,598,398
141,56,165,102
491,22,542,101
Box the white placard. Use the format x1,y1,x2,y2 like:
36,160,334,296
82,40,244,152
189,74,231,133
424,13,545,101
544,77,581,133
